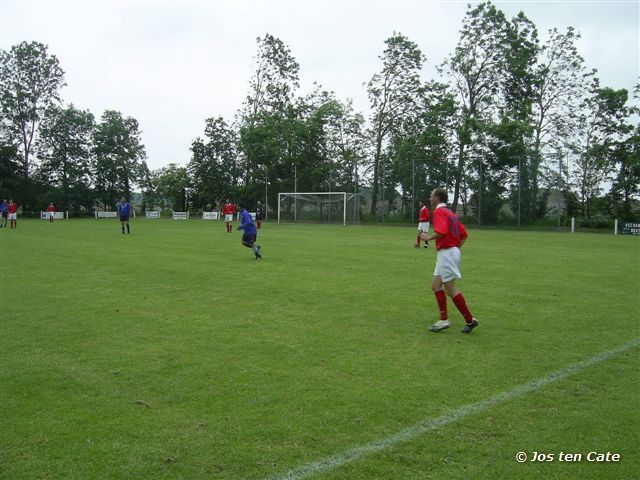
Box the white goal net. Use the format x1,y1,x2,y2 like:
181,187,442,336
277,192,359,225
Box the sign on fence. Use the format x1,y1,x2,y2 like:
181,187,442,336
95,211,118,219
40,211,65,220
172,211,189,220
202,211,219,220
621,222,640,235
145,211,160,219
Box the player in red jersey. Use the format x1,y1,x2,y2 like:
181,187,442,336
8,200,18,229
421,187,479,334
46,203,56,222
415,200,430,248
222,200,236,233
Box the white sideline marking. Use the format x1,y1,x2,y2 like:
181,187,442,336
267,338,640,480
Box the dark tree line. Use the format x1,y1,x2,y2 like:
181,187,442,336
2,2,638,222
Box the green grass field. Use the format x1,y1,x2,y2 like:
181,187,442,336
1,218,638,479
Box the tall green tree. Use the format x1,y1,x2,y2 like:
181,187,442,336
571,83,631,218
242,34,300,119
440,1,510,212
367,32,425,216
153,164,189,211
188,116,239,209
530,27,594,217
0,41,66,180
609,82,640,219
92,110,147,207
36,104,95,211
239,34,301,207
388,82,457,219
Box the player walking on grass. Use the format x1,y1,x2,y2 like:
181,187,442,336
415,200,430,248
117,197,133,234
422,187,479,334
223,199,235,233
236,202,262,260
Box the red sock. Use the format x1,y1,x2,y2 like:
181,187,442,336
452,293,473,323
435,290,447,320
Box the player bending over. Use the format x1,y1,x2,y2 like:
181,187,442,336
236,202,262,260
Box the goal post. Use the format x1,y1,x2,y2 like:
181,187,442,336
277,192,359,225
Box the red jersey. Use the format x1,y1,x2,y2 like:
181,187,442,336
418,206,430,222
8,203,17,214
432,204,467,250
47,204,56,212
222,203,235,215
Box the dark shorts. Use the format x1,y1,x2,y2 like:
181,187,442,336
120,215,130,222
1,212,7,219
242,233,257,244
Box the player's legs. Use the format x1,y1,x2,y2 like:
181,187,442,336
242,233,261,259
432,275,448,322
416,227,422,247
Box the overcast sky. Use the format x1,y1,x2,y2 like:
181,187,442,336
1,0,638,170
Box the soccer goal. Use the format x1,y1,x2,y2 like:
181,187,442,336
277,192,359,225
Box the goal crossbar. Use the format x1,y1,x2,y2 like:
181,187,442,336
278,192,353,225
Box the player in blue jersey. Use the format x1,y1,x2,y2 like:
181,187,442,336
0,199,8,228
236,202,262,260
117,197,133,234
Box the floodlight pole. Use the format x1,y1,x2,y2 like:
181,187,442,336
265,166,268,221
412,157,415,225
478,159,482,229
517,156,521,229
294,164,297,223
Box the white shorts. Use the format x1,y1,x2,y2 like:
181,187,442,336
225,214,233,222
48,212,55,218
8,213,16,220
418,222,430,233
434,247,462,283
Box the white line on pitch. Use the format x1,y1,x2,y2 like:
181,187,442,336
266,338,640,480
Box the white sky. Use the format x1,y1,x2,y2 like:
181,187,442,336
1,0,638,170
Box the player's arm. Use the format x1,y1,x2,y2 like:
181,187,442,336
422,231,443,242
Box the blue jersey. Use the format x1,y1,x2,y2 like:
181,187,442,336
0,202,7,214
118,202,132,217
238,209,257,235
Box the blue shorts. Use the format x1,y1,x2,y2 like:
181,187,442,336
242,233,256,244
120,215,129,222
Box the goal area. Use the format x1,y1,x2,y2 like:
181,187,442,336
277,192,359,225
